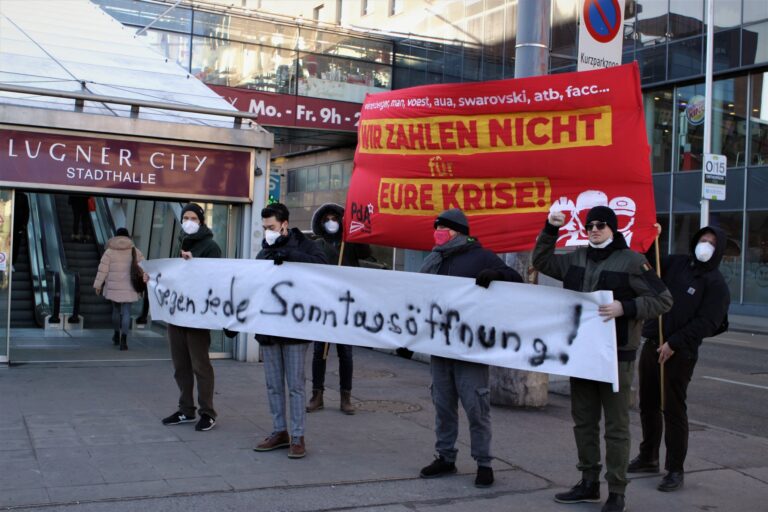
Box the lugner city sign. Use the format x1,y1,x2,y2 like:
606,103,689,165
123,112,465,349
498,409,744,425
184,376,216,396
0,127,254,202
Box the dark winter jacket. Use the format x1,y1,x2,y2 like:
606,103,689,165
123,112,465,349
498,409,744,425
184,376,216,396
178,225,222,258
642,226,730,359
428,239,523,283
311,203,372,266
533,222,673,361
255,227,328,345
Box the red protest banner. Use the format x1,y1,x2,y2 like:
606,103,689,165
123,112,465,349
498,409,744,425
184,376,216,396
344,63,656,253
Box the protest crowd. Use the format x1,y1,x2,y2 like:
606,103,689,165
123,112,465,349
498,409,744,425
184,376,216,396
138,194,729,512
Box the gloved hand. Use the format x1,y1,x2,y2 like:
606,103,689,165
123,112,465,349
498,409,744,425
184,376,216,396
475,269,503,288
223,328,238,338
273,251,286,265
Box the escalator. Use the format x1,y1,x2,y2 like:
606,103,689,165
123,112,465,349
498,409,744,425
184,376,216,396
9,233,36,327
52,194,112,327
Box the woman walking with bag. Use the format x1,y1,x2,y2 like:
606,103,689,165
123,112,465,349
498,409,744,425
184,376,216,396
93,227,144,350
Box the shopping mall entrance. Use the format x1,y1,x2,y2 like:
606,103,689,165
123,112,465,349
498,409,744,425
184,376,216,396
0,190,249,363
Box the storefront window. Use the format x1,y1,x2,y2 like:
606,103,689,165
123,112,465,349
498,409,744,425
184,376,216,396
710,211,744,302
675,77,746,171
92,0,192,33
749,72,768,166
318,165,330,191
744,0,768,23
550,0,578,60
644,89,674,173
744,211,768,304
742,21,768,66
670,0,703,40
300,29,393,65
297,53,390,103
668,36,702,79
330,163,344,189
713,0,741,30
191,37,297,93
636,0,668,47
193,10,298,49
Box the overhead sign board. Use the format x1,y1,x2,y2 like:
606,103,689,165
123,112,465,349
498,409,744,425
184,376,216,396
702,153,727,201
0,127,254,202
578,0,625,71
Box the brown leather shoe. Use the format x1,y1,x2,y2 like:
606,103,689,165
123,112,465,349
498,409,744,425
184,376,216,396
253,431,290,451
340,390,355,415
306,389,324,412
288,436,306,458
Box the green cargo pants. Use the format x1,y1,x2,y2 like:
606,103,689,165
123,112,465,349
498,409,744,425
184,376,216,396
570,360,635,495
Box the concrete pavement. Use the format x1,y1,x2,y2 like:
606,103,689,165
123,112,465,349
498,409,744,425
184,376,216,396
1,344,767,511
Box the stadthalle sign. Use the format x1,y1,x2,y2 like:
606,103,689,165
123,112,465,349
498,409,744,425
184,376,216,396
0,127,253,202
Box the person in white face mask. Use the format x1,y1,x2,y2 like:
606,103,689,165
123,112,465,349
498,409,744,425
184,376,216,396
160,203,221,433
305,203,372,416
253,202,328,460
631,225,730,493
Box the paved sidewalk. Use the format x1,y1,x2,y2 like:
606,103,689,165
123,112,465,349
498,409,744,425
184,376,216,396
1,347,766,511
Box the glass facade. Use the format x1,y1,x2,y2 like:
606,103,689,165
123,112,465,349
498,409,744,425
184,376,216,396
93,0,394,102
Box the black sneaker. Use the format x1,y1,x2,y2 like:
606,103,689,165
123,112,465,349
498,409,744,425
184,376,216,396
554,479,601,503
161,411,195,425
475,466,494,488
195,414,216,432
419,456,457,478
601,492,627,512
657,471,684,492
627,455,659,473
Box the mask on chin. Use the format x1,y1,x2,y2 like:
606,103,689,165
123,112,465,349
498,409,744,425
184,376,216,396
181,220,200,235
588,237,613,249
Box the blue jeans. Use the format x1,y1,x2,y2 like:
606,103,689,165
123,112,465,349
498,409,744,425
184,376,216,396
262,343,309,439
112,302,131,333
311,342,353,391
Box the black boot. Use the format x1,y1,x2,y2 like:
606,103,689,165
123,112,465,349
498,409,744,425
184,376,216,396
601,492,627,512
112,330,120,345
658,471,684,492
554,479,600,503
119,334,127,351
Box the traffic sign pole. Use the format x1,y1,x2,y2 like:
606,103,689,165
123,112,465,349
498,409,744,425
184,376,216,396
701,0,714,228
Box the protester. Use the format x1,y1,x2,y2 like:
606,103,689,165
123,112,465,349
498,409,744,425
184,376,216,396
417,208,523,489
68,195,90,242
253,202,328,458
629,224,730,492
93,228,144,351
161,204,221,432
306,203,372,415
533,205,673,512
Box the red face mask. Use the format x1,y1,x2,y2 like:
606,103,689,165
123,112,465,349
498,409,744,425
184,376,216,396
433,229,452,246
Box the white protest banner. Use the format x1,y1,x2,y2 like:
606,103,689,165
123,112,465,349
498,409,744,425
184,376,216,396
577,0,625,71
142,259,619,390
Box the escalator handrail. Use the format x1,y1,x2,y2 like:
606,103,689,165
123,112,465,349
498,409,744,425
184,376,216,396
69,271,81,323
26,194,52,325
48,271,61,324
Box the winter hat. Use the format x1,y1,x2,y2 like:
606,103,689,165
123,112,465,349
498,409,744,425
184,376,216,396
115,228,130,237
181,203,205,224
586,206,618,233
434,208,470,235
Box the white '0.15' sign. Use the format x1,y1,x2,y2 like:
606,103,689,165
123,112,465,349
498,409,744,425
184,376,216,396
702,153,727,201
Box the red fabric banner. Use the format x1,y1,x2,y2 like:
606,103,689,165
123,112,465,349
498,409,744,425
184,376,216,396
343,63,656,253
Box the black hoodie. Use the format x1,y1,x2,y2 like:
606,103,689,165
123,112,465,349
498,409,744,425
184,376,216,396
311,203,371,266
642,226,730,359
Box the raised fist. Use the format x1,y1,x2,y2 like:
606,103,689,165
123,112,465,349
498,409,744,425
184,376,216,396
548,211,566,227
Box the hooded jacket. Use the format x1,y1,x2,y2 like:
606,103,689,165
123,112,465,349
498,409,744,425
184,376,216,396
311,203,372,266
533,222,673,361
642,226,730,359
255,227,328,345
178,224,221,258
93,236,145,303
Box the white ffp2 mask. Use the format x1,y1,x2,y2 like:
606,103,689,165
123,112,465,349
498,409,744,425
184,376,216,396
695,242,715,262
264,229,281,246
181,220,199,235
324,220,340,234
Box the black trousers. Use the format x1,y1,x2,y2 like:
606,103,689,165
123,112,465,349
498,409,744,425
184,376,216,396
637,339,696,472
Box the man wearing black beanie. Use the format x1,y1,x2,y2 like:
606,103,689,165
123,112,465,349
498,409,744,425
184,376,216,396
533,205,673,512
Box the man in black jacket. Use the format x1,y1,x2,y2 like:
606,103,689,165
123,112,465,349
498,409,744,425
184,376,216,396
253,203,328,459
533,206,673,512
306,203,372,415
161,203,222,432
417,208,523,489
629,225,730,492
